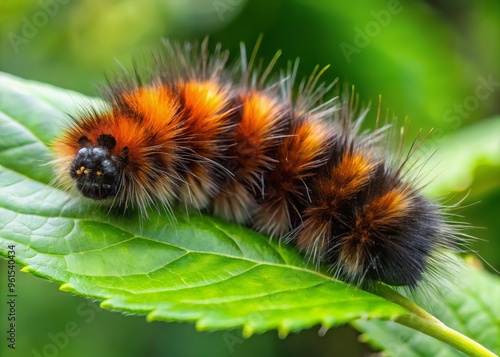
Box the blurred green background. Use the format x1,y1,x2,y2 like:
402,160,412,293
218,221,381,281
0,0,499,356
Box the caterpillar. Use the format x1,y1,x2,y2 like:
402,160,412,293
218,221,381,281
52,38,466,289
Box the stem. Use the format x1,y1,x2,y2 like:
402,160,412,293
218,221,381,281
370,284,443,325
368,284,498,357
396,314,498,357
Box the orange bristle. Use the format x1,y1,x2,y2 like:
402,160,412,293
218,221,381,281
254,119,331,237
177,80,233,208
213,91,284,223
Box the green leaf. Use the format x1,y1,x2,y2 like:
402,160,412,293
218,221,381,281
0,72,406,336
425,116,500,196
354,263,500,356
2,73,499,357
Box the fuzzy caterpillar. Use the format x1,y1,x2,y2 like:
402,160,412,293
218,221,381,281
52,39,465,288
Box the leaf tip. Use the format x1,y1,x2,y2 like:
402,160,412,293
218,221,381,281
318,325,329,337
20,266,32,273
242,324,255,338
100,300,114,310
277,323,291,339
59,283,77,293
146,308,166,323
194,321,212,333
321,315,337,329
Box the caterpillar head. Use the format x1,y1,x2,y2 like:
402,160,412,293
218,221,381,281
69,134,126,200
